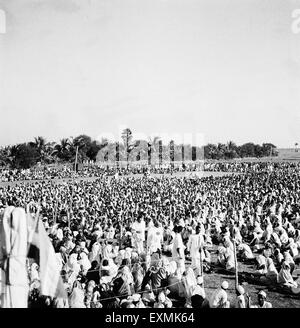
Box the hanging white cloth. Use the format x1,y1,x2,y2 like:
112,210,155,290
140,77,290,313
0,207,29,308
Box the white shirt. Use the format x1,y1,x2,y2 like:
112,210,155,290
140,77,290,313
132,220,145,241
192,285,206,298
187,233,204,257
212,288,228,308
172,233,185,259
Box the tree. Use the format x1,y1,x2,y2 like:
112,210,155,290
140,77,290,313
216,143,227,159
10,143,39,169
93,138,109,162
43,141,56,164
0,146,15,167
121,128,138,168
204,144,218,159
86,139,108,162
261,143,276,157
147,136,160,165
29,136,49,163
238,143,256,158
224,141,238,159
71,135,91,162
254,144,263,158
0,129,279,166
52,138,72,162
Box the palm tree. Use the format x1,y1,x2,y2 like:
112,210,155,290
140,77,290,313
225,141,238,159
204,143,218,160
217,143,227,159
121,128,138,168
91,138,109,162
31,136,46,151
52,138,71,162
70,136,86,163
145,136,160,165
0,145,15,167
227,141,237,151
30,136,48,162
96,138,109,153
147,136,160,165
45,141,56,163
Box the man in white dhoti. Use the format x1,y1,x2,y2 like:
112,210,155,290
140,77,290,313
147,220,163,254
132,216,145,253
172,225,185,276
187,225,204,273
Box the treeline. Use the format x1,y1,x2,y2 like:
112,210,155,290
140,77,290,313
204,142,277,160
0,129,277,169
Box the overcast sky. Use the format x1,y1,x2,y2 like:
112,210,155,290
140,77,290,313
0,0,300,147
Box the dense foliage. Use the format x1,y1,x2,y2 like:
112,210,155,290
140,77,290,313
0,130,277,169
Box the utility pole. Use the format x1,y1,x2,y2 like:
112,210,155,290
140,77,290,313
74,145,79,172
233,238,238,289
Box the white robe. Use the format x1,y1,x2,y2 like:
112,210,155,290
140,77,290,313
187,233,204,269
0,207,29,308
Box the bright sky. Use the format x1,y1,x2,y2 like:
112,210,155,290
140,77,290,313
0,0,300,147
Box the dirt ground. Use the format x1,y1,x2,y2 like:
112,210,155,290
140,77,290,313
182,246,300,308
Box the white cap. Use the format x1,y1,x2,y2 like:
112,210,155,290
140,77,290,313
157,292,166,303
258,290,267,298
129,293,141,302
197,276,204,285
236,285,245,295
221,281,229,290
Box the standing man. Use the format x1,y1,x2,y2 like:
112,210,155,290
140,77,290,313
132,215,146,253
187,225,204,275
172,225,186,276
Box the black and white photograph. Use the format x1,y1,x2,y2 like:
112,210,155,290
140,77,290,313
0,0,300,317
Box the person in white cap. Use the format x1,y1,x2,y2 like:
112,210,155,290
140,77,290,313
192,275,206,299
147,220,163,254
187,225,204,273
249,290,272,308
132,215,146,253
172,225,186,275
211,281,230,308
235,285,246,308
154,291,166,308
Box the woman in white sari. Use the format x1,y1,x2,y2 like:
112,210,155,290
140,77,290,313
69,281,86,308
67,253,81,286
277,262,298,289
265,258,278,283
78,252,91,275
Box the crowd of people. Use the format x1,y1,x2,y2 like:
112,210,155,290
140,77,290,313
1,161,300,308
203,161,300,173
0,163,203,182
2,160,299,183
